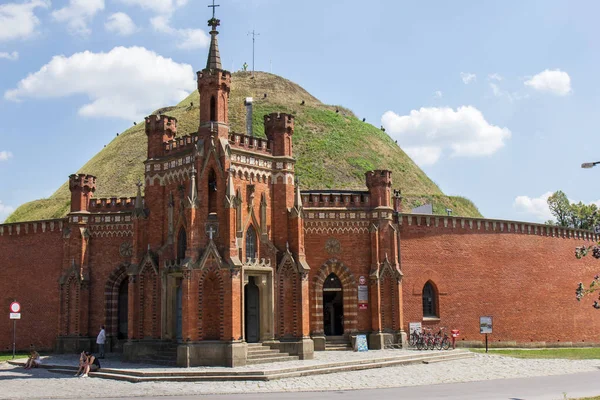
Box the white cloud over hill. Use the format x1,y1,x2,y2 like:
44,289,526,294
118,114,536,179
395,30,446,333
5,47,196,120
381,106,511,166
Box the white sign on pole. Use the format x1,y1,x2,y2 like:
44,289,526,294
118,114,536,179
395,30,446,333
10,302,20,313
10,313,21,319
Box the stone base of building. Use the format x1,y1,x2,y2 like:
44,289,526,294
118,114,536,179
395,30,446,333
55,336,94,353
264,337,314,360
123,339,177,363
366,331,407,350
311,335,326,351
176,341,248,367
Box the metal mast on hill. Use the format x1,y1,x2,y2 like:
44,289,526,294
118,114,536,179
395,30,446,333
248,29,260,77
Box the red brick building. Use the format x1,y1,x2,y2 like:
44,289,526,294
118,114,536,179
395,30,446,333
1,16,599,367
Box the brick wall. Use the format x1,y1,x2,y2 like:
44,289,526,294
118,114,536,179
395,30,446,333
400,220,600,345
0,221,65,351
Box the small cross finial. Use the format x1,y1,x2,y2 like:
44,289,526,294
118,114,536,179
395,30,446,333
208,0,220,30
208,0,220,19
136,179,143,189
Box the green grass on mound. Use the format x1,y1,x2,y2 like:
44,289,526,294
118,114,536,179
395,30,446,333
6,71,481,223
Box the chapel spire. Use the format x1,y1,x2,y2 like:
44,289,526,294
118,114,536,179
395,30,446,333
197,1,230,138
206,17,222,70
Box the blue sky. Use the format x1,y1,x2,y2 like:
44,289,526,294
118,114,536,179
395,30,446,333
1,0,599,223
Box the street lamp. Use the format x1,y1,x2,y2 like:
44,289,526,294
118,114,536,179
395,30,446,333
581,161,600,168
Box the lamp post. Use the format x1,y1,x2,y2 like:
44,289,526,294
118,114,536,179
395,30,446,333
581,161,600,169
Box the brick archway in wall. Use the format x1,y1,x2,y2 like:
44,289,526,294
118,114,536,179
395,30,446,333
104,264,129,338
312,259,357,335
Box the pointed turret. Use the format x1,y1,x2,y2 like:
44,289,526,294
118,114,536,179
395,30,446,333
206,18,222,70
197,15,231,138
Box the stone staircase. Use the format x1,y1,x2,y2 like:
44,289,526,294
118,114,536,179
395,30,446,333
246,343,298,365
325,335,352,351
133,342,178,366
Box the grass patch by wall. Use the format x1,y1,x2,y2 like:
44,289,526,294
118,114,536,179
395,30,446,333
470,348,600,360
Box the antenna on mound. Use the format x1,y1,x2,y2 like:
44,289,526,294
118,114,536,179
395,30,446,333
247,29,260,78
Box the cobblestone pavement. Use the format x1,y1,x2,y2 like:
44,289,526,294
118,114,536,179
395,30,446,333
1,352,599,399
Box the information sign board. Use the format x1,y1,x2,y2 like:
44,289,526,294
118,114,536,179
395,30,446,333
354,334,368,352
480,316,493,334
10,313,21,319
409,322,422,335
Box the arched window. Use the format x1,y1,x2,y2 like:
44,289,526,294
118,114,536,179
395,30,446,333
422,281,437,318
210,96,216,121
245,226,257,262
208,169,217,214
177,227,187,262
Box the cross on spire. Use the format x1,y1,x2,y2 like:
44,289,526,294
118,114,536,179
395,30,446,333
208,0,220,19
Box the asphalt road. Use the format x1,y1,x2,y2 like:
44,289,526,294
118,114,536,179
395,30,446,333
57,370,600,400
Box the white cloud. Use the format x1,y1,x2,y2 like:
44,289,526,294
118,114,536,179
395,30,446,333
151,16,209,50
433,90,442,99
513,192,554,222
381,106,511,166
51,0,105,36
0,151,13,161
524,69,572,96
0,51,18,61
5,46,196,120
488,73,503,81
0,0,50,42
403,146,442,167
116,0,188,13
460,72,476,84
105,12,136,36
0,201,15,223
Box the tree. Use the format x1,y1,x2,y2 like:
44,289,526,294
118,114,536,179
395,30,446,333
546,190,600,230
575,245,600,309
547,190,572,227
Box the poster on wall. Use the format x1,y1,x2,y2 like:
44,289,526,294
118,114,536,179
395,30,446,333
479,316,493,334
409,322,422,335
358,277,369,310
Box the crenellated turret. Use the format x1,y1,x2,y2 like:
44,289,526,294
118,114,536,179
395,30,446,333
69,173,96,213
145,114,177,159
365,170,392,208
264,113,294,157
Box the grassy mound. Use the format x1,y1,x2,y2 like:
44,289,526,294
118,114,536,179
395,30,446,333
5,72,481,223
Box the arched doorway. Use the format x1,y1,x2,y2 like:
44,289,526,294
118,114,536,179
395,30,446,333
117,279,129,339
323,273,343,336
245,277,260,343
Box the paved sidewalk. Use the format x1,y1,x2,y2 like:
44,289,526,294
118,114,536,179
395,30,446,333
1,352,599,399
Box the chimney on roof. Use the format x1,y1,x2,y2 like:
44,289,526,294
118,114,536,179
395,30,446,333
245,97,253,136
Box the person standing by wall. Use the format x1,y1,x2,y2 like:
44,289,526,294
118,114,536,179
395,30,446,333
96,326,106,359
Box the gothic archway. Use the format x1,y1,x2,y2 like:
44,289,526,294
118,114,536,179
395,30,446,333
198,265,224,340
104,264,129,339
312,259,357,335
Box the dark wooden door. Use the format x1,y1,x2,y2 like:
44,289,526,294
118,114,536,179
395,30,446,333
245,278,260,343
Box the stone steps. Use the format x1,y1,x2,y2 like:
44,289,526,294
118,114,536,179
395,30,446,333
246,343,298,365
20,349,474,382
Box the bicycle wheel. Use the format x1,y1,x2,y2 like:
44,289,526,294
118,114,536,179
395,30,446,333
410,332,418,347
428,336,436,350
442,337,451,350
416,337,424,350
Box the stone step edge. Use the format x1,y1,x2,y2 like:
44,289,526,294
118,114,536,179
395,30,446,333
8,350,472,378
45,353,473,382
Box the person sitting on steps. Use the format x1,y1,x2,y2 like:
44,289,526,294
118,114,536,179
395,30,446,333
79,351,101,378
74,351,87,377
24,345,41,370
